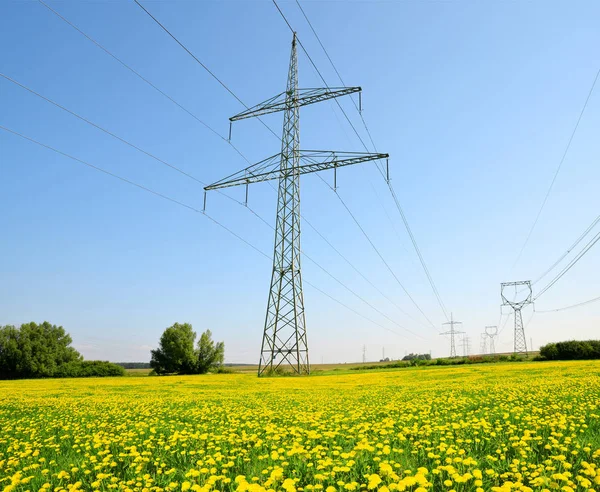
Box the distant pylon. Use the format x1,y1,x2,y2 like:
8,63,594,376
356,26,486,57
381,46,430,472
362,345,366,363
461,335,471,357
479,333,487,354
501,281,532,356
485,325,498,355
440,312,464,358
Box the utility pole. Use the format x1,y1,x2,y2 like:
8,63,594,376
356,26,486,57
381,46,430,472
501,281,533,356
485,325,498,355
440,312,464,358
205,34,387,376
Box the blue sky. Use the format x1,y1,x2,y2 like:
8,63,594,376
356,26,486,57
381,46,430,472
1,1,598,363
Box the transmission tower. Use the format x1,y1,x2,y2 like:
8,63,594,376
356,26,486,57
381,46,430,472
205,34,387,376
485,325,497,355
362,345,366,364
479,333,487,355
500,281,532,356
461,335,471,357
440,312,464,358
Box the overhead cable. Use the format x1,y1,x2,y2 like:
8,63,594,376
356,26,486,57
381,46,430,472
513,66,600,268
536,294,600,313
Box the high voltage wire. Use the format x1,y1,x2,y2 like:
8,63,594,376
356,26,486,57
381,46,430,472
1,125,420,342
535,229,600,300
316,174,437,330
532,213,600,286
37,2,429,335
0,71,265,221
36,0,252,163
302,252,427,340
302,216,419,322
1,73,204,186
276,0,449,323
133,0,280,142
536,294,600,313
513,65,600,268
131,0,436,328
497,311,513,337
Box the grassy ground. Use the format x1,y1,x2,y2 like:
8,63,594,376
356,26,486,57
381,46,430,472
125,354,541,377
2,361,598,491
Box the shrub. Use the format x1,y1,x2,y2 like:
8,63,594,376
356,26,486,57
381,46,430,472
54,361,125,378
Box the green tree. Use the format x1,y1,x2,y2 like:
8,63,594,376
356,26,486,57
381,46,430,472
0,322,81,379
195,329,225,374
150,323,197,375
0,325,21,379
0,322,120,379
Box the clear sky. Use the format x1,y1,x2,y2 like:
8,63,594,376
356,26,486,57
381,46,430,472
1,1,598,364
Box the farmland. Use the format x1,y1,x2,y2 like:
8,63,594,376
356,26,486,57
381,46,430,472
1,361,599,492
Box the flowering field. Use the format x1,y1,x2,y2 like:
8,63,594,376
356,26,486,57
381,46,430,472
1,361,599,492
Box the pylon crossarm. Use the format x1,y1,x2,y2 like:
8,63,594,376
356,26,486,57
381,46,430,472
205,150,388,191
230,87,361,121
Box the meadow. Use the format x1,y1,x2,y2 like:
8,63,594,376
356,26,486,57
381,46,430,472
0,361,599,492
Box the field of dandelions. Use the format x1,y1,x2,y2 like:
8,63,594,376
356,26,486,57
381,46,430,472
1,360,599,492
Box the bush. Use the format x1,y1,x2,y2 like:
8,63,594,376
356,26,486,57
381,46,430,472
53,361,125,378
539,340,600,361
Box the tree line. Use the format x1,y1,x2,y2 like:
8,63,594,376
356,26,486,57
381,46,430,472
0,322,124,379
538,340,600,360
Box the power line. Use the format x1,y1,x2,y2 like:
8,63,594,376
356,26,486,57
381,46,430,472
133,0,280,141
513,65,600,268
532,213,600,285
37,0,247,155
0,72,267,217
535,229,600,300
0,72,205,186
497,310,513,337
281,0,449,322
303,215,418,322
302,250,426,340
317,174,437,330
1,124,414,342
536,294,600,313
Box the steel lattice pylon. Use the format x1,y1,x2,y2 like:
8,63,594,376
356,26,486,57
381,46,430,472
440,312,463,358
205,34,388,376
260,34,307,375
501,281,532,356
